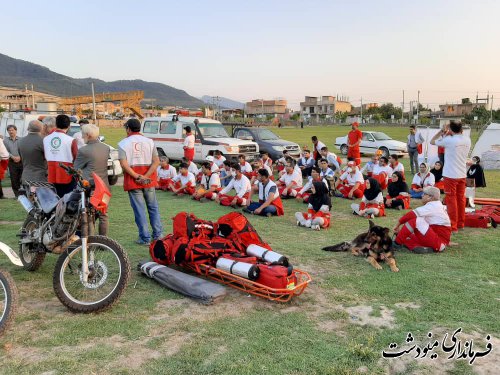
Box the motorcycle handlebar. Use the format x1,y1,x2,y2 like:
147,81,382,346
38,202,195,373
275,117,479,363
58,163,83,180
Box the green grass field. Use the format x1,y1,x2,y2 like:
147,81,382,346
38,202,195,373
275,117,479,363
0,125,498,374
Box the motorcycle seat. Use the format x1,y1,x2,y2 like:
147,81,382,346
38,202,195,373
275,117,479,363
36,187,60,214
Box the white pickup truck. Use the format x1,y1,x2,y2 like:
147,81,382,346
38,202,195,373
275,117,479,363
141,115,260,163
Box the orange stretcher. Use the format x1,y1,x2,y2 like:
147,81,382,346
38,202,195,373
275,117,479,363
185,263,312,303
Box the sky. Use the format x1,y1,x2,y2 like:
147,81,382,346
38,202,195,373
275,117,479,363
2,0,500,110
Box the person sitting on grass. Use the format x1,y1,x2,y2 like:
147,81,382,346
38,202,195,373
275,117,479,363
219,160,233,187
319,146,342,173
181,156,199,177
192,162,221,202
389,154,405,180
360,155,379,179
213,150,226,168
170,162,196,196
243,168,284,217
296,166,328,203
430,161,445,192
410,162,435,199
260,152,273,172
156,156,177,191
393,186,451,254
372,156,393,190
278,160,303,199
295,181,331,231
351,178,385,219
384,171,410,210
334,161,365,199
276,150,289,175
238,154,253,178
215,163,252,207
297,149,315,177
318,158,335,180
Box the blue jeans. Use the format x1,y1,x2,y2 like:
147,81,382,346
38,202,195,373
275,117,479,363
410,189,424,199
128,188,163,242
220,170,232,187
247,202,277,216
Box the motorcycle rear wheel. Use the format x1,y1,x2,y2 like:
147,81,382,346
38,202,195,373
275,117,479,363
53,235,130,313
0,269,18,336
19,214,46,271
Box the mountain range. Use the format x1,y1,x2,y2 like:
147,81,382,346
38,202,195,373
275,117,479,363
0,53,204,108
200,95,245,110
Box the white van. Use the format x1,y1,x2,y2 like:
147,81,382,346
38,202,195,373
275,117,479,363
0,112,122,185
142,115,260,163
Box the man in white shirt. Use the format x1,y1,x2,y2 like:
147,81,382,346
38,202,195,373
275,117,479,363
319,146,341,172
278,162,303,198
298,149,315,177
156,156,177,191
238,154,253,176
431,121,471,232
335,161,365,199
312,136,326,161
389,154,405,180
216,163,252,207
244,168,284,217
360,155,379,179
182,157,199,176
394,186,451,253
213,150,226,168
193,161,221,201
183,125,195,161
171,162,196,196
372,156,392,189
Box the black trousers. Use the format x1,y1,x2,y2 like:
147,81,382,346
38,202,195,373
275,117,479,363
8,160,23,197
54,180,76,198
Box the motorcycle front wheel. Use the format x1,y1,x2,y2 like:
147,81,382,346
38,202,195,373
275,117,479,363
53,236,130,313
0,269,18,336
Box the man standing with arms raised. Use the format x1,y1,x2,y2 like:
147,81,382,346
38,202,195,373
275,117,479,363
118,118,162,245
431,121,471,233
347,122,362,166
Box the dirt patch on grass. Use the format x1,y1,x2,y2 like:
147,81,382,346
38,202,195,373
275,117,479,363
345,305,395,329
394,302,421,309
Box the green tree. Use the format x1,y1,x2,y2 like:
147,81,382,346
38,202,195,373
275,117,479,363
379,103,402,121
464,106,490,124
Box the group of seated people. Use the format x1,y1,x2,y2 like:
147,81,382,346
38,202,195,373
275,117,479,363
154,139,485,253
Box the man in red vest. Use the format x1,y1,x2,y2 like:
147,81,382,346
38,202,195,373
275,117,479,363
43,115,78,197
118,119,163,245
347,122,362,166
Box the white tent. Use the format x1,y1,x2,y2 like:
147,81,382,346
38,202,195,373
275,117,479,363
416,125,471,166
471,123,500,170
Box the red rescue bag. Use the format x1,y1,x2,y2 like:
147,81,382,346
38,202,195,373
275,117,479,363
172,212,214,239
216,212,271,252
256,264,297,289
464,213,494,228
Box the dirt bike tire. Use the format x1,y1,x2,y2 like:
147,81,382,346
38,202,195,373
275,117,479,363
52,235,130,313
19,214,46,272
0,269,18,336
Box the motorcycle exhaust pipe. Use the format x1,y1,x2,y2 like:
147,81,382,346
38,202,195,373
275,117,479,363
18,195,34,213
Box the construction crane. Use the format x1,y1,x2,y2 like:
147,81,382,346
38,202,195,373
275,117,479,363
59,90,144,118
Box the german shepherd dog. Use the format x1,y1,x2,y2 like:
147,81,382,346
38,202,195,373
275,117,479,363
322,221,399,272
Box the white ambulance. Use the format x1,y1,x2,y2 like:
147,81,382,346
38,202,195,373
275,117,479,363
141,115,260,163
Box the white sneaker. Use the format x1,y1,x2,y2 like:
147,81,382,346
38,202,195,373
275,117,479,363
311,224,321,231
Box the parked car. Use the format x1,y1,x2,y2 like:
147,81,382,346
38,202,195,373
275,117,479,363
142,116,260,163
335,131,407,158
232,127,301,161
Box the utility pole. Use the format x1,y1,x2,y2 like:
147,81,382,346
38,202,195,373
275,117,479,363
490,95,494,122
31,84,35,109
416,90,420,124
91,82,97,123
360,97,363,123
402,90,405,123
261,99,264,121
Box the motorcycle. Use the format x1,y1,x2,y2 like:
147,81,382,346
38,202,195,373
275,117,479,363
17,164,130,313
0,242,21,335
